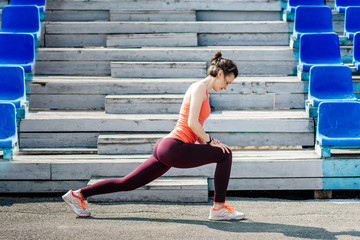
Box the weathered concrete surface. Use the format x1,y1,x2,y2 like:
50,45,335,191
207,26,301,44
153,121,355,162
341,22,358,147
0,197,360,240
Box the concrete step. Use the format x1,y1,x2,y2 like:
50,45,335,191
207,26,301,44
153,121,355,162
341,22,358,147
106,33,198,48
19,110,314,148
111,62,207,78
97,133,165,155
35,47,297,75
44,10,281,22
45,21,289,34
105,95,184,114
29,76,306,110
110,9,196,21
19,148,98,155
105,91,306,114
5,149,360,193
87,177,208,203
43,21,290,47
46,0,281,11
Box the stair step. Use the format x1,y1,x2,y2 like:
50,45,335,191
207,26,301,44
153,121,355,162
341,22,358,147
45,21,289,34
110,9,196,21
44,10,281,22
35,47,296,75
111,61,207,78
46,0,281,11
19,148,98,155
19,110,314,149
29,76,306,110
87,177,208,203
97,133,166,154
105,94,183,114
106,33,198,48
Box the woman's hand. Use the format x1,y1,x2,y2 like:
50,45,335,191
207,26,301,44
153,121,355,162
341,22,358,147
209,138,231,154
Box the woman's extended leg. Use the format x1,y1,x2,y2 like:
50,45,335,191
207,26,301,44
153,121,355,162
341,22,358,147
80,139,170,198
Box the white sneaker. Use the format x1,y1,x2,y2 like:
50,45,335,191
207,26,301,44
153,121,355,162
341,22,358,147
62,190,91,217
209,204,245,221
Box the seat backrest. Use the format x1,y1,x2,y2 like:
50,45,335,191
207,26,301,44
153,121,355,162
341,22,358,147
345,7,360,33
0,33,35,65
335,0,360,8
353,33,360,63
300,33,342,65
0,66,25,100
1,5,40,34
10,0,45,7
309,65,355,100
0,103,17,139
294,6,333,37
288,0,324,11
318,102,360,138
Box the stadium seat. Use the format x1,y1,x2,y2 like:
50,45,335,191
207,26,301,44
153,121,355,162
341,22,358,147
0,66,26,109
316,102,360,157
10,0,45,13
353,32,360,70
1,5,41,39
293,6,333,40
0,33,35,72
344,7,360,39
299,33,343,71
308,65,357,107
335,0,360,13
287,0,324,13
0,103,18,159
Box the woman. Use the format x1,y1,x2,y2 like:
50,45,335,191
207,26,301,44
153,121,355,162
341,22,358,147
62,51,245,221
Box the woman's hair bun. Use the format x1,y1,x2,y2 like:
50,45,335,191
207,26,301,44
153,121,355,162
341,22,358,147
211,51,222,65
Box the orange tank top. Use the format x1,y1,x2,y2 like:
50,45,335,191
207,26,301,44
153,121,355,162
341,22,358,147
169,89,211,144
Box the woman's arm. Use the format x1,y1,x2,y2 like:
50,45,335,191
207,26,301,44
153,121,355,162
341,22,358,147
188,84,230,153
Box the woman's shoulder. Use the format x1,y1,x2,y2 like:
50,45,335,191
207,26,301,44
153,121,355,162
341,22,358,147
189,82,207,95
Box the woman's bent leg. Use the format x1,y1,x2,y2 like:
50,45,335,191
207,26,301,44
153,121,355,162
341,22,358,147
156,138,232,203
81,155,170,198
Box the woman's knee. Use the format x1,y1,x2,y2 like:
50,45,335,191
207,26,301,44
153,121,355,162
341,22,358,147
222,149,232,162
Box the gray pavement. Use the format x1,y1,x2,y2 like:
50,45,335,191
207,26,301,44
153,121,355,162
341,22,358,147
0,196,360,240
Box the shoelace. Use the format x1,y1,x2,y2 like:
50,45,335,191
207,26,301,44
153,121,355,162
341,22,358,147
79,197,87,210
72,191,87,210
224,204,234,213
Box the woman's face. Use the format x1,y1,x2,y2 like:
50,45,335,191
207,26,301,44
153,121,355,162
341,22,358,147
214,71,235,92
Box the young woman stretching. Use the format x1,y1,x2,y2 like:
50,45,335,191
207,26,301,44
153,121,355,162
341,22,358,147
62,51,245,221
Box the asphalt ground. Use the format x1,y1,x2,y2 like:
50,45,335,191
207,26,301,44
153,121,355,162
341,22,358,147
0,196,360,240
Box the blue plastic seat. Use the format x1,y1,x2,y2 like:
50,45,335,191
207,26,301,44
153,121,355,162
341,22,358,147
287,0,324,13
0,33,35,72
1,5,41,39
344,7,360,39
293,6,333,40
0,66,26,108
335,0,360,13
0,103,17,149
317,102,360,146
308,65,357,107
353,32,360,70
299,33,343,71
10,0,46,13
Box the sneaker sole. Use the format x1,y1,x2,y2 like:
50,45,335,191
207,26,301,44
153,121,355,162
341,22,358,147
209,216,246,221
62,195,91,218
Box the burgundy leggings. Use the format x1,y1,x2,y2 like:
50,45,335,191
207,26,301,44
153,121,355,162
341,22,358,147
81,137,232,203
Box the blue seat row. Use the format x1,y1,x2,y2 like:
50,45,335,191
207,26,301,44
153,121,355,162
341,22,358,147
287,0,360,13
316,102,360,157
0,103,18,159
0,1,45,159
10,0,46,20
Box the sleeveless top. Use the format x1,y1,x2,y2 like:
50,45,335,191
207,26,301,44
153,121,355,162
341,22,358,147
169,89,211,143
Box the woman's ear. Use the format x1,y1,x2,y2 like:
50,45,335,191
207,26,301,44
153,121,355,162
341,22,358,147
216,69,224,78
